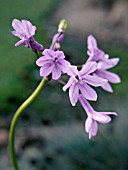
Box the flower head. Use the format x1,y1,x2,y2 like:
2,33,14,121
12,19,43,51
63,61,107,106
36,49,70,80
79,95,117,138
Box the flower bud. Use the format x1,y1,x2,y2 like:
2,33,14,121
58,19,68,33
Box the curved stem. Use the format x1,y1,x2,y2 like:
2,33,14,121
9,77,48,170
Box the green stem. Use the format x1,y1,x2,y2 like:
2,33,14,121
9,77,48,170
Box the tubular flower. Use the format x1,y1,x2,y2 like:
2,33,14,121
12,19,43,51
36,49,70,80
79,95,117,138
63,61,107,106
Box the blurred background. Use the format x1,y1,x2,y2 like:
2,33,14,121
0,0,128,169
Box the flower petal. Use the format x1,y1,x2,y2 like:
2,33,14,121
92,113,111,124
69,83,79,106
97,58,120,70
79,83,97,101
83,75,107,87
67,65,78,77
55,51,65,59
36,57,52,67
15,39,25,46
96,70,121,83
22,20,36,36
12,19,26,33
52,65,61,80
91,120,98,137
57,59,70,73
80,61,97,76
11,30,24,39
87,35,97,52
85,116,93,133
43,49,55,59
63,77,76,91
101,82,113,93
40,62,53,77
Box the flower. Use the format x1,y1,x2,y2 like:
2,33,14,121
63,61,107,106
87,35,121,92
36,49,70,80
79,95,117,139
12,19,43,51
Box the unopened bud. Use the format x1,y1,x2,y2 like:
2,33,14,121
58,19,68,33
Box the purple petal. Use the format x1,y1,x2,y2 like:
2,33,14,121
52,64,61,80
87,120,98,139
88,48,105,62
57,59,70,73
87,35,97,52
12,19,25,33
92,113,111,124
40,62,54,77
36,57,51,67
108,58,120,68
79,61,97,76
63,77,76,91
43,49,55,59
69,83,79,106
55,51,65,59
96,70,121,83
79,83,97,101
83,75,107,87
15,39,25,46
11,30,24,39
22,20,36,36
85,116,92,133
67,65,78,77
97,58,120,70
101,82,113,93
90,120,98,137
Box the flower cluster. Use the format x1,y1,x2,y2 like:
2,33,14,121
12,19,121,138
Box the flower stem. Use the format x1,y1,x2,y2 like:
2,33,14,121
9,77,48,170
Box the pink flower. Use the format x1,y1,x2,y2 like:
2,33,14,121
36,49,70,80
63,61,107,106
79,95,117,138
12,19,43,51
